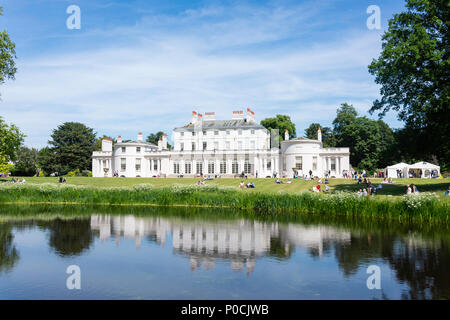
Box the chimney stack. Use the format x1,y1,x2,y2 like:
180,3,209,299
317,126,322,142
191,111,198,125
204,112,216,121
195,113,203,127
162,133,168,150
101,138,113,152
232,110,244,120
284,129,289,141
158,138,162,151
137,132,143,141
117,135,122,143
246,108,255,123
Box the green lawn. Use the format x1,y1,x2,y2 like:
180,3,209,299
4,176,449,197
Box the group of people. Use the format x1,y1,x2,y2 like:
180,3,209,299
355,176,380,196
357,188,374,197
381,177,394,184
58,177,67,183
311,184,330,193
374,170,386,178
10,177,26,183
396,169,404,178
406,184,419,194
239,181,255,188
275,178,290,184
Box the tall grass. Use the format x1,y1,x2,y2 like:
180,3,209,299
0,183,448,222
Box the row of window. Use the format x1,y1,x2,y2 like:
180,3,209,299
121,158,148,172
179,129,256,137
179,140,258,151
292,156,318,171
173,161,261,174
120,147,141,153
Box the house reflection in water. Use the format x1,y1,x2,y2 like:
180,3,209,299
90,215,351,275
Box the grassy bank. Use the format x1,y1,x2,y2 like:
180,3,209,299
1,203,449,240
0,183,448,223
3,176,450,196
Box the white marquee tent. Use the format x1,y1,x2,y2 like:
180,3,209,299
386,161,440,178
386,162,409,178
408,161,440,178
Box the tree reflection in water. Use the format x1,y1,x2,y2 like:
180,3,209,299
0,213,449,299
332,232,450,299
40,219,94,257
0,223,19,274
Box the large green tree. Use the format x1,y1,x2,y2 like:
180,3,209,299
11,146,38,176
260,115,296,145
368,0,450,169
0,117,24,168
338,117,396,171
331,104,396,171
0,6,17,89
37,146,52,175
41,122,96,175
146,131,172,149
332,103,358,138
304,123,337,147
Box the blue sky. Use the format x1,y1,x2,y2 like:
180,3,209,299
0,0,407,148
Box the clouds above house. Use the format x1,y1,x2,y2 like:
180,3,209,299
0,0,406,148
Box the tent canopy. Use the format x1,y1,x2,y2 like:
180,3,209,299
387,162,409,169
385,161,440,178
409,161,440,169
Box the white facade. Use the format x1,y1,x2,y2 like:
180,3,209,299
90,215,351,272
92,110,351,178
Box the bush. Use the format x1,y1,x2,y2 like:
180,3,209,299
67,169,92,177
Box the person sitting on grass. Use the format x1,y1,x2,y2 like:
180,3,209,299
324,185,330,192
445,187,450,196
357,189,363,197
239,181,245,188
325,178,329,184
286,178,292,184
276,178,282,184
250,182,255,188
406,185,412,194
363,189,368,196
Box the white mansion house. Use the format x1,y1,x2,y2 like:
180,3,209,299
92,109,350,178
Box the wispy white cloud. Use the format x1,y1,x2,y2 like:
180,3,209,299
0,0,400,148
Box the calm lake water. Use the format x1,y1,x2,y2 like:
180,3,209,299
0,205,449,300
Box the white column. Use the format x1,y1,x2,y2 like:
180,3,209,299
338,157,342,176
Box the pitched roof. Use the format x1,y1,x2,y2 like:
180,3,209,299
174,119,266,131
117,140,158,147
